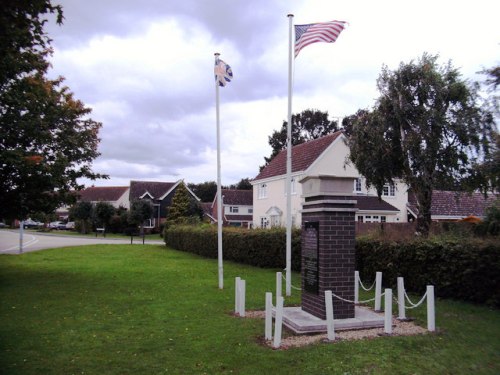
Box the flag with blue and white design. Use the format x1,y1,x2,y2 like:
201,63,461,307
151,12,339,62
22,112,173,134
214,58,233,87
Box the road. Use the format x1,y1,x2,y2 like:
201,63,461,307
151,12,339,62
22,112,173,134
0,230,164,255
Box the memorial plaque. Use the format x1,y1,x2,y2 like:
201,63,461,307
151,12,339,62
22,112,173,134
303,221,319,294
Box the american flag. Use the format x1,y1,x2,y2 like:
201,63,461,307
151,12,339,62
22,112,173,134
214,58,233,87
295,20,347,58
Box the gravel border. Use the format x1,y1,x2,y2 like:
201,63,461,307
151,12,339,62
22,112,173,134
243,310,429,349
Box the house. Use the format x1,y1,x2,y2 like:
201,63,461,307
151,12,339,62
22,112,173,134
212,189,253,228
71,180,201,229
251,131,408,228
129,180,201,229
407,190,498,221
77,186,130,209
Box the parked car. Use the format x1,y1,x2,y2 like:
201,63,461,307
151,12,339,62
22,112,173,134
24,219,43,228
49,221,66,230
66,221,75,230
0,222,7,228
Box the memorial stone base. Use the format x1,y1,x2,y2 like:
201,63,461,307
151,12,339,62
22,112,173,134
300,176,357,320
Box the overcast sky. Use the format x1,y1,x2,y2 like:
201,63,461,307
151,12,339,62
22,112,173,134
45,0,499,187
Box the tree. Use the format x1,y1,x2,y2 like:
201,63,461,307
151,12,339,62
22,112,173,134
187,181,218,202
166,182,201,227
69,201,93,234
348,53,494,236
229,178,252,190
474,66,500,192
93,202,115,232
128,199,153,235
261,109,339,169
0,1,106,221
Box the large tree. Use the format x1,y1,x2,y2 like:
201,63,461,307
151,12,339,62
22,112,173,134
0,1,105,220
187,181,218,202
348,53,494,236
261,109,339,169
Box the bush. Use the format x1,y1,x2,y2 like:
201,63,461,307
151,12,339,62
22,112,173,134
356,237,500,307
164,225,301,270
164,225,500,307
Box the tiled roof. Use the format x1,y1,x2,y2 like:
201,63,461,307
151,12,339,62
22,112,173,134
408,190,498,218
78,186,128,202
221,189,253,205
129,180,176,200
254,131,343,180
355,196,399,212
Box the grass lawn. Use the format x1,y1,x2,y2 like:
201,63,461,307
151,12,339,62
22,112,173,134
0,245,499,374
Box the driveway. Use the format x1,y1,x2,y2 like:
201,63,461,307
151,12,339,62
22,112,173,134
0,230,164,255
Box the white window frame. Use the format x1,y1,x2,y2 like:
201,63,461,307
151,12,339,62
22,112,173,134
258,183,267,199
382,183,395,197
229,206,239,213
284,177,297,196
354,178,362,193
260,217,268,228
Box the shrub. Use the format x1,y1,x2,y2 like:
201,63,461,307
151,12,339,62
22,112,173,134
164,225,301,271
356,237,500,307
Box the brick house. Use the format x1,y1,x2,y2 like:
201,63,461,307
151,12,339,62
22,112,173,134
212,189,253,228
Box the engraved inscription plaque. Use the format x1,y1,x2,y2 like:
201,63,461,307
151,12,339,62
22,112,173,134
303,221,319,294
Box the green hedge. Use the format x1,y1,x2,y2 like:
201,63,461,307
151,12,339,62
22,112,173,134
164,226,499,306
356,238,500,307
164,225,301,271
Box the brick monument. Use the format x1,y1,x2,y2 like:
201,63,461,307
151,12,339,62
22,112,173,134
299,175,357,320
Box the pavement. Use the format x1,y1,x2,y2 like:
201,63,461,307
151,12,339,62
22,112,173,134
279,305,385,334
0,230,164,254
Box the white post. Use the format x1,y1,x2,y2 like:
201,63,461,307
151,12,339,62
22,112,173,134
239,279,246,317
397,277,406,320
374,271,382,311
354,271,359,304
276,272,282,305
235,277,241,314
273,296,284,348
384,288,392,334
325,290,335,341
19,220,24,254
265,292,273,340
427,285,435,332
215,52,223,290
285,14,294,297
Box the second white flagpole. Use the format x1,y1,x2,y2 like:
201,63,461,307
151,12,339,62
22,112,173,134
215,52,224,290
285,14,294,296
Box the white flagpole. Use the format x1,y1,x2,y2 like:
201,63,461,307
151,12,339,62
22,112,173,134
285,14,294,296
215,52,224,289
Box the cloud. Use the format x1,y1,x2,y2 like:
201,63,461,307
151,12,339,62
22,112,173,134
46,0,499,189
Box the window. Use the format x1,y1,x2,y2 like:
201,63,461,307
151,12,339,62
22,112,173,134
284,177,296,195
357,216,364,223
260,217,268,228
248,208,253,214
229,206,239,213
382,183,395,197
354,178,362,192
144,218,155,228
258,183,267,199
381,216,387,223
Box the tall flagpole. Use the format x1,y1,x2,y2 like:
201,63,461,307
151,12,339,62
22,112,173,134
215,52,224,289
285,14,294,296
